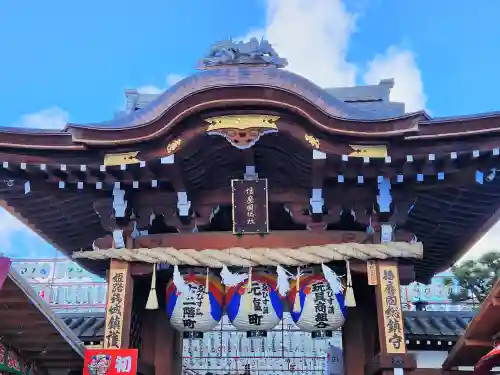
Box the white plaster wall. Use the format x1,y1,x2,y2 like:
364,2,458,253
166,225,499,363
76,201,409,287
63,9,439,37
409,351,448,369
410,350,500,372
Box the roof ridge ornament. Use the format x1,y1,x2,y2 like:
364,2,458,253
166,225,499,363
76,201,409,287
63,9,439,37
199,38,288,69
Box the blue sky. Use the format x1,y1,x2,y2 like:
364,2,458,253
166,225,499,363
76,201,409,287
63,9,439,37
1,0,500,260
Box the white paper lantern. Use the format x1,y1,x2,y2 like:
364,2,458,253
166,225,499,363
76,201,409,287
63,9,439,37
166,268,224,339
225,268,283,338
288,270,347,338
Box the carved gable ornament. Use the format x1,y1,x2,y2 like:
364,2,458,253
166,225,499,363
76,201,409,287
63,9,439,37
199,38,288,69
205,115,279,149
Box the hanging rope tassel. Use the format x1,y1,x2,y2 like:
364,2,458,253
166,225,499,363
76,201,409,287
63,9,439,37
345,260,356,307
293,266,301,313
200,267,210,313
244,267,253,311
146,264,159,310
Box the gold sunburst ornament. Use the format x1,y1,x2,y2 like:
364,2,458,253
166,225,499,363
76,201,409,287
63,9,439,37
304,134,320,149
205,115,279,131
166,138,183,155
204,115,279,150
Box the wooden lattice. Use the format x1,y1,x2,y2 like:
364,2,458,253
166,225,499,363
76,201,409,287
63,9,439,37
129,305,143,354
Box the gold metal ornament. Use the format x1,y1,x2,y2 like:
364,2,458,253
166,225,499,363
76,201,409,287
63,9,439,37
205,115,279,132
166,138,183,155
348,145,388,158
304,134,320,149
103,151,140,166
205,115,279,150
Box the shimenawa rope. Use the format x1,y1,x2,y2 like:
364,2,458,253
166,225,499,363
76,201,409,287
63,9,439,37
73,242,423,267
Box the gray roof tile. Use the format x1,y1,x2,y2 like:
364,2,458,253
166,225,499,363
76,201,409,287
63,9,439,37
59,310,476,343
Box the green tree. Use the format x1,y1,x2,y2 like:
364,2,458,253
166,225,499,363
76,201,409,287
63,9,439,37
448,251,500,304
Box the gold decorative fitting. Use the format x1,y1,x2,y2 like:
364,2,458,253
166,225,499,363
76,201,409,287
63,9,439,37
205,115,279,149
103,151,140,167
349,145,388,158
166,138,183,155
205,115,279,132
304,134,320,149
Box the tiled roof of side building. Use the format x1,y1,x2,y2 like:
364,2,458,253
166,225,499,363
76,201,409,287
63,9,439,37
59,310,476,344
118,78,405,119
404,310,475,339
61,312,106,343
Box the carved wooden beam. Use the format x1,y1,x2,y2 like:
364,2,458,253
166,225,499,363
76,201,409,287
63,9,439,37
155,155,195,232
93,185,133,248
195,186,309,206
308,148,327,230
132,230,376,249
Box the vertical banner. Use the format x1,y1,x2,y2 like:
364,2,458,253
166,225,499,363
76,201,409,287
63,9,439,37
0,257,11,291
324,345,344,375
104,262,132,349
378,263,406,354
84,348,138,375
231,179,269,234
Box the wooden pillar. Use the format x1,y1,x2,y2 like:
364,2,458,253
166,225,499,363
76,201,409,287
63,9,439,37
153,310,180,375
343,274,379,375
140,311,156,365
343,283,367,375
103,260,134,349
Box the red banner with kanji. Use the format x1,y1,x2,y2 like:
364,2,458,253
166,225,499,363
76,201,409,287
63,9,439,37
84,349,138,375
0,257,11,291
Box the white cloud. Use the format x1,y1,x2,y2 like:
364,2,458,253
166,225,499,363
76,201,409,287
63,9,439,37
245,0,357,88
137,85,164,95
364,46,427,112
241,0,426,112
166,73,185,87
12,107,69,130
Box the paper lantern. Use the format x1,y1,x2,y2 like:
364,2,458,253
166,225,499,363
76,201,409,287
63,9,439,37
166,268,224,339
287,269,347,338
225,268,283,338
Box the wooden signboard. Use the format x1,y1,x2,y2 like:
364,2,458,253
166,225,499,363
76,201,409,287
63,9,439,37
378,263,406,354
366,261,378,286
104,261,132,349
231,179,269,234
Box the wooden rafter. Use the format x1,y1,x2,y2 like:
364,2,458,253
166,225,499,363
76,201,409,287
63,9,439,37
442,279,500,369
0,268,84,373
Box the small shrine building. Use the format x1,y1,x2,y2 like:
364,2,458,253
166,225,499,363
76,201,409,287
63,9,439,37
1,38,500,375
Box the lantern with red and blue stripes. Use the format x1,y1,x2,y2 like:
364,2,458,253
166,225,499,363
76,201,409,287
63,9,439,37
225,268,283,338
287,269,347,338
166,268,224,339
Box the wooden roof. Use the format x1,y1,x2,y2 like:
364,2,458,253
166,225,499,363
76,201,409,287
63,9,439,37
442,279,500,369
0,267,84,371
2,66,500,281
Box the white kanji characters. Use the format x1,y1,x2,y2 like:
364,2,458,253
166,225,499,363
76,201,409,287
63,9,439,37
115,356,132,373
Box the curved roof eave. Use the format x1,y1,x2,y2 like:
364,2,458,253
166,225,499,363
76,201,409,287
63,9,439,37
2,67,500,148
66,67,426,131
